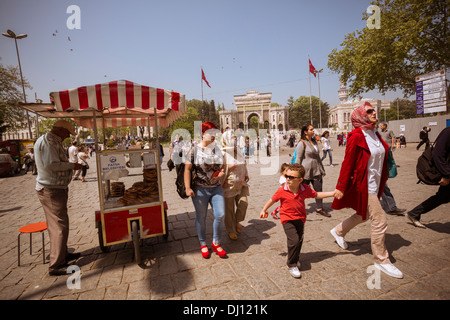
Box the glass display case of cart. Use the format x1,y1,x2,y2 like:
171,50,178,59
98,149,160,211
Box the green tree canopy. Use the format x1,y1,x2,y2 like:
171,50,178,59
186,98,220,127
169,106,201,139
0,61,32,133
383,98,425,121
328,0,449,99
288,96,329,129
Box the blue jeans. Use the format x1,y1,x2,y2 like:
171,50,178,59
321,149,333,165
191,185,225,246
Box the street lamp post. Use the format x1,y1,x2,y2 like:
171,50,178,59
2,29,33,139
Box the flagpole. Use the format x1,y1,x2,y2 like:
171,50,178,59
318,71,322,130
308,56,313,126
201,67,205,122
201,66,204,103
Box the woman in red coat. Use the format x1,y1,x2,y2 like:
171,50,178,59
330,102,403,279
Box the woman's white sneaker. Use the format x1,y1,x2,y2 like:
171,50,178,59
330,228,348,249
288,266,301,278
374,263,404,279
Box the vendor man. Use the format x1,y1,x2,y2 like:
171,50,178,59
34,120,83,276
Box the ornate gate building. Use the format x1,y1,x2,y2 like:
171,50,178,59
219,90,289,132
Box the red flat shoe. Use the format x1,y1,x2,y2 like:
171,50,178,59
200,245,210,259
211,242,227,258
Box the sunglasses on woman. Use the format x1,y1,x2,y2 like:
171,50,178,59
285,175,301,180
366,108,376,114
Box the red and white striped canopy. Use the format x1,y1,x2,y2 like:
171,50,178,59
18,80,187,128
49,80,185,112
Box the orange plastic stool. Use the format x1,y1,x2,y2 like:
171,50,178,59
18,222,47,266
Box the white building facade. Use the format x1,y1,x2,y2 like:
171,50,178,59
219,90,289,132
328,82,390,132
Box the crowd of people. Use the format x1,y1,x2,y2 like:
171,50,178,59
178,103,449,280
30,104,449,280
68,141,91,182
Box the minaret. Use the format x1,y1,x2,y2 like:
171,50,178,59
338,81,348,103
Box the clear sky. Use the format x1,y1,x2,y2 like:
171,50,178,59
0,0,406,110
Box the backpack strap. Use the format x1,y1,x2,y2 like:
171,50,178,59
299,139,306,163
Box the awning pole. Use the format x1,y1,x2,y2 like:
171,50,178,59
154,107,160,155
147,116,151,141
93,110,99,152
154,107,163,206
102,117,106,146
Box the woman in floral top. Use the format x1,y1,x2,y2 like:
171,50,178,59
184,122,227,259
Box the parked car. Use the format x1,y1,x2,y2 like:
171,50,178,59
0,154,20,176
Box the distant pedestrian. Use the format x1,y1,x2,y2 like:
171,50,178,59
407,127,450,228
417,126,431,150
34,120,83,276
259,163,335,278
338,133,343,146
265,135,271,157
24,148,37,175
399,134,406,147
68,141,81,180
320,131,333,166
77,145,89,182
379,122,395,150
288,134,295,148
330,102,403,279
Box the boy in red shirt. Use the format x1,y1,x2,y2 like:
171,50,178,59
260,163,335,278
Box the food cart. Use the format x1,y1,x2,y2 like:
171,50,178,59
21,80,186,264
0,139,35,172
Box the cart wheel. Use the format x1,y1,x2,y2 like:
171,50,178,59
131,220,141,264
163,210,169,240
97,221,110,253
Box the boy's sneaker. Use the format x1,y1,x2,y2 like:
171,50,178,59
288,266,301,278
374,262,404,279
330,228,348,249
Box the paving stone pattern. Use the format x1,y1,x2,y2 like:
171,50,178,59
0,140,449,300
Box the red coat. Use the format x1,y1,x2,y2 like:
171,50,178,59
331,128,389,220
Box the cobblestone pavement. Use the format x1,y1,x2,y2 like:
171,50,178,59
0,140,449,300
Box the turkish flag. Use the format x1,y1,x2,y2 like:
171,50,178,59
201,68,211,88
309,59,317,77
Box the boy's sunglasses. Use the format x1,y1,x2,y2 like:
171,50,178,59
285,175,301,180
366,109,376,114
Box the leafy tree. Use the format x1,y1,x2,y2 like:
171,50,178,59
186,98,220,127
208,99,220,126
286,96,295,110
384,98,427,120
38,118,79,136
0,61,32,133
248,115,260,134
169,106,201,138
327,0,449,99
288,96,329,129
0,112,9,137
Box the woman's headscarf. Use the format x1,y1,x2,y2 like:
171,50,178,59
351,101,376,130
222,130,235,150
